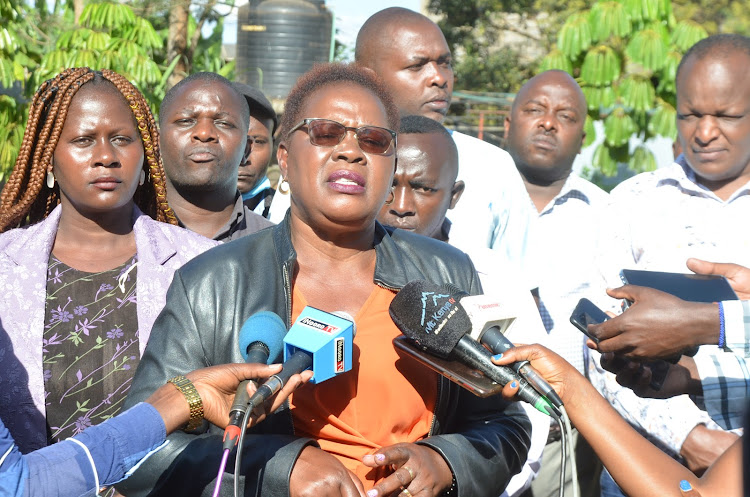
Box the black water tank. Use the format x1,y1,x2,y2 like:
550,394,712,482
236,0,332,100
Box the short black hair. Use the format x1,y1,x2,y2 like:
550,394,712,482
232,81,278,135
676,34,750,83
399,115,452,137
159,72,250,129
279,63,399,139
398,115,458,181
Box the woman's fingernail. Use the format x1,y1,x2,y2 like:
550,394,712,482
375,453,386,462
492,353,503,360
679,480,692,492
367,490,378,497
510,381,517,388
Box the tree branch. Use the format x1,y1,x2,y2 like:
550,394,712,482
188,0,218,60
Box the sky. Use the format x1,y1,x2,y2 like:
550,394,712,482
223,0,422,59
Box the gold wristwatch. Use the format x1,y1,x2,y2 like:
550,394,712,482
167,375,204,431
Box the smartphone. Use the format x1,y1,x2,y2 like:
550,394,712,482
619,269,738,303
569,298,671,390
392,336,504,397
569,298,609,345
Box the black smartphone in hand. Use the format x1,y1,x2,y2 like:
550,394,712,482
569,298,670,390
569,298,608,345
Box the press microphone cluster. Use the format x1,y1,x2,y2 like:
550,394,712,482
389,280,560,416
222,309,355,450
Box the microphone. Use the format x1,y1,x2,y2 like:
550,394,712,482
389,280,557,416
244,306,355,411
457,293,564,409
223,312,286,450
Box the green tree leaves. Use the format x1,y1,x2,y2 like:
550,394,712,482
0,0,234,182
590,2,631,42
581,46,620,85
541,0,707,176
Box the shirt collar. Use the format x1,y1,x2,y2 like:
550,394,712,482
242,176,272,201
212,193,246,241
174,192,246,242
664,154,750,202
539,174,593,215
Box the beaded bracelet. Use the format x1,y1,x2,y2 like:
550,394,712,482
718,301,726,348
443,473,457,497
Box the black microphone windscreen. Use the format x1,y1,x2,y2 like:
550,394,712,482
389,280,472,358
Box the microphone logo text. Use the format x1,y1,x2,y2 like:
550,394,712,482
299,317,340,334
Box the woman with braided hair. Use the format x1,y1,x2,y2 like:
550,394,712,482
0,67,217,455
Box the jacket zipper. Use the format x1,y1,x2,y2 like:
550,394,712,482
282,261,295,434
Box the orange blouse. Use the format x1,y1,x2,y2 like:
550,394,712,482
289,284,438,488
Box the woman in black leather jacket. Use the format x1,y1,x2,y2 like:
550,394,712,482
120,63,531,497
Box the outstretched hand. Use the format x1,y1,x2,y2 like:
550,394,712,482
187,363,313,428
147,363,312,434
598,353,701,399
491,344,583,406
587,285,718,360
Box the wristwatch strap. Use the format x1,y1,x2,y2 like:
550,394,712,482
167,375,204,431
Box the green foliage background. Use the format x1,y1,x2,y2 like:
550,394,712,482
428,0,747,178
0,0,233,182
539,0,707,176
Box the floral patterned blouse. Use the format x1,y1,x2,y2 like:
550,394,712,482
43,255,140,443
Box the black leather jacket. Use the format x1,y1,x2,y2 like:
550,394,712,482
119,218,531,497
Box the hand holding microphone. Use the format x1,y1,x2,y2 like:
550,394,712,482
490,344,580,408
224,309,356,449
222,312,286,449
389,280,558,416
451,291,563,408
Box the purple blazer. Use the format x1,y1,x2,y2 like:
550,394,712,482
0,206,217,453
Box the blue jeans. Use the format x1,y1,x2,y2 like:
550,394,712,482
599,467,626,497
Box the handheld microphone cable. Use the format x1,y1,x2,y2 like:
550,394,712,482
547,406,579,497
231,310,355,497
561,406,579,497
212,448,232,497
234,401,255,497
212,312,286,497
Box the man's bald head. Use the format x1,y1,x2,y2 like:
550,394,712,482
675,34,750,194
355,8,454,122
505,70,587,184
355,8,436,66
512,70,587,118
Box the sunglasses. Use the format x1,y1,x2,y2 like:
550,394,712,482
288,118,397,155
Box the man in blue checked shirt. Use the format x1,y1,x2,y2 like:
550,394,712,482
589,257,750,432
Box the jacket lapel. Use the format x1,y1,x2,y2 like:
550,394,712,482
132,210,177,355
0,207,61,436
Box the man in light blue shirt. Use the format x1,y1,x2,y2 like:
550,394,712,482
354,7,536,271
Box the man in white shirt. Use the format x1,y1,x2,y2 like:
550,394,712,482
504,70,608,497
354,7,536,270
378,115,548,497
593,34,750,496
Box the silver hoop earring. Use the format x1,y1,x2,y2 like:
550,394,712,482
139,170,146,186
278,177,290,195
46,171,55,189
